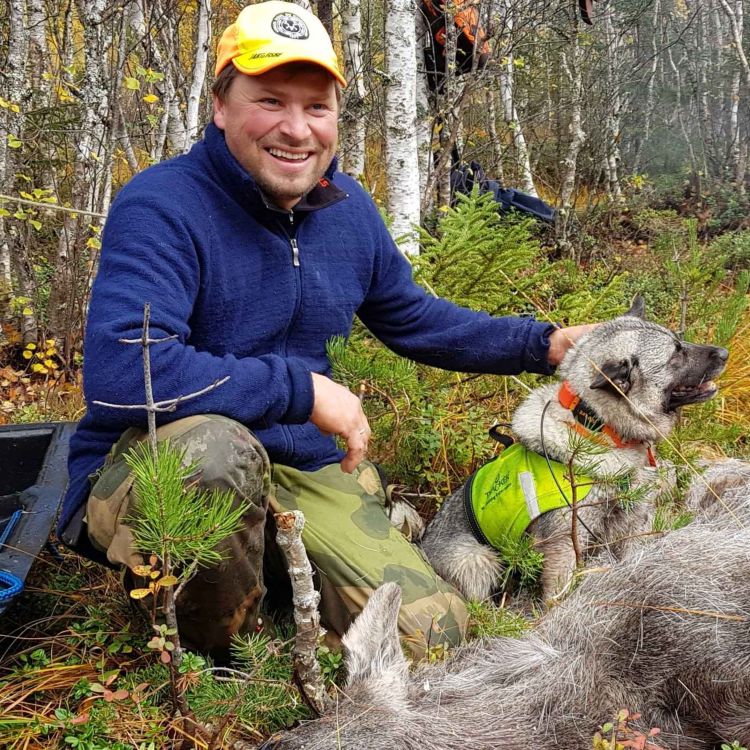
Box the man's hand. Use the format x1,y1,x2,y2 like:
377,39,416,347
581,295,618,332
310,373,371,473
547,324,599,367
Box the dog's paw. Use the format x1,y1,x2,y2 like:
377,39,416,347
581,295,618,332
388,500,425,542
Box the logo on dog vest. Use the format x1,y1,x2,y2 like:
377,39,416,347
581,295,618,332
271,13,309,40
466,444,594,549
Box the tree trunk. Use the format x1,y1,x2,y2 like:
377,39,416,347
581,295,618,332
385,0,420,255
184,0,211,152
557,12,585,246
498,0,536,196
0,0,27,293
340,0,367,178
602,3,622,200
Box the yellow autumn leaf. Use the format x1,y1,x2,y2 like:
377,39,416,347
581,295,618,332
143,93,159,104
129,588,153,600
22,351,32,359
131,565,153,577
45,338,55,346
25,342,36,349
157,575,179,588
45,348,56,356
44,359,56,368
149,570,161,579
22,308,33,316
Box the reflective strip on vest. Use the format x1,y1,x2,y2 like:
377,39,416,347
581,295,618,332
468,443,594,549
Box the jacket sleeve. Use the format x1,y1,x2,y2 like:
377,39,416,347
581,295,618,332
83,186,314,432
356,214,556,377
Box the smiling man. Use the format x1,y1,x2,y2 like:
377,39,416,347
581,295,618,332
59,1,592,659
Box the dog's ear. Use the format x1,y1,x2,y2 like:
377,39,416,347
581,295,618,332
624,295,646,319
590,358,637,395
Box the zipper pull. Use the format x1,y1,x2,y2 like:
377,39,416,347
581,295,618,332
291,237,300,267
289,211,295,227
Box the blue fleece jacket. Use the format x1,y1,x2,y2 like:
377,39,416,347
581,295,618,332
58,123,556,535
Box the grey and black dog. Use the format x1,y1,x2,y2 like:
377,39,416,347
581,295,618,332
421,297,728,601
267,484,750,750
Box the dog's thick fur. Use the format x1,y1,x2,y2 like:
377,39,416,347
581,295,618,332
421,299,728,600
268,484,750,750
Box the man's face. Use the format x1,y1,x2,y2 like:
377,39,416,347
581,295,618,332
213,64,339,210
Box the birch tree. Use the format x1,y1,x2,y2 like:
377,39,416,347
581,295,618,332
0,0,27,292
498,0,536,196
557,7,585,244
184,0,212,151
385,0,421,255
340,0,367,177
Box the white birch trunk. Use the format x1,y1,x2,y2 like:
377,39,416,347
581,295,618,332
385,0,420,256
718,0,750,89
486,87,505,183
558,24,585,228
0,0,27,291
184,0,211,151
632,0,660,173
602,4,622,201
340,0,367,177
718,0,748,192
498,0,536,196
415,8,432,202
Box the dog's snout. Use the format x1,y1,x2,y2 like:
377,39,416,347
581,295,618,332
712,346,729,363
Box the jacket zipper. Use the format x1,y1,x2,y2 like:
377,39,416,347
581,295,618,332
291,237,300,267
281,211,301,461
287,211,299,267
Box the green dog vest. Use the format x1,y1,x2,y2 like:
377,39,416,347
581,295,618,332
464,443,594,549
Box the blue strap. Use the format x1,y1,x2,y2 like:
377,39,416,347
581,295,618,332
0,508,22,546
0,570,24,602
0,508,24,603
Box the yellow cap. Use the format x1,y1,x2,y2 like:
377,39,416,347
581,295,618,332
215,1,346,87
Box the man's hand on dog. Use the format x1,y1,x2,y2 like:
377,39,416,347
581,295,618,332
311,324,597,472
311,373,371,473
548,324,599,367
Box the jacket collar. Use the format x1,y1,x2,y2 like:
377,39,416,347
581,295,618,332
201,122,346,215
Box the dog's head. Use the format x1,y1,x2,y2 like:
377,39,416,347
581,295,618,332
559,297,728,443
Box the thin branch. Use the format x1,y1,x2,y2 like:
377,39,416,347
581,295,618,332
93,376,230,412
0,193,108,218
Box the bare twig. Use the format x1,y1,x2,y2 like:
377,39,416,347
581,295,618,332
274,510,330,714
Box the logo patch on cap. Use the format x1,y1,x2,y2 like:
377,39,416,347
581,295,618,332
271,12,309,40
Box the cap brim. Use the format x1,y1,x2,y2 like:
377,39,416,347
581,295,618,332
232,55,347,87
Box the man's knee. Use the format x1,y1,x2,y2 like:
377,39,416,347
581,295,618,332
159,414,270,508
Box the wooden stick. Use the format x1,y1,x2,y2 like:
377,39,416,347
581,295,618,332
274,510,330,714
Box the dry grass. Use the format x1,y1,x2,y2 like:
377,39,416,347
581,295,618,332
716,309,750,431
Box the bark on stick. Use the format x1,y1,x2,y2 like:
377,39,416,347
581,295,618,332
274,510,330,714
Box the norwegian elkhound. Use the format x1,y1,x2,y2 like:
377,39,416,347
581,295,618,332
420,297,728,601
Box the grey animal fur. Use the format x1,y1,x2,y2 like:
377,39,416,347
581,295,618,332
421,301,728,601
268,487,750,750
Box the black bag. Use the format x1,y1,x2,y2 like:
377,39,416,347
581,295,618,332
450,161,556,223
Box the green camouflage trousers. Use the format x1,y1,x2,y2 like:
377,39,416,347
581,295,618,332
86,414,467,657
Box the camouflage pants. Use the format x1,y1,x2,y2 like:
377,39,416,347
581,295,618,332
86,414,467,657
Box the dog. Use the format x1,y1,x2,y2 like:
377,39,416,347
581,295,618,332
420,296,728,601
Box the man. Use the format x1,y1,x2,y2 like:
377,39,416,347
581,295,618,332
58,1,591,657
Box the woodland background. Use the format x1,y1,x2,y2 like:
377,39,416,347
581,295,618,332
2,1,750,748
